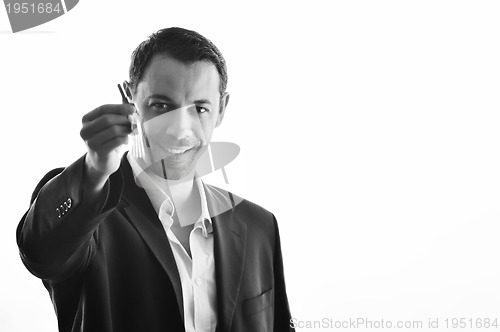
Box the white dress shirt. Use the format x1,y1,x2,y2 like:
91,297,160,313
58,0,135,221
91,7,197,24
127,154,217,332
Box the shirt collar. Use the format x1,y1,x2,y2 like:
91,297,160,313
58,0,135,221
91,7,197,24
127,153,213,237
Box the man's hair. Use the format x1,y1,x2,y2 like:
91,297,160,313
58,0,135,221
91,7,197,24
128,27,227,96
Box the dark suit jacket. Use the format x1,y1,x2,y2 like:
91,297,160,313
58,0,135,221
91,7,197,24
17,154,294,332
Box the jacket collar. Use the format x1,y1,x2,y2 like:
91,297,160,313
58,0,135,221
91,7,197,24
118,154,247,330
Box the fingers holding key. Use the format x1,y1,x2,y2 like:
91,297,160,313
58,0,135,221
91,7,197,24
80,103,135,178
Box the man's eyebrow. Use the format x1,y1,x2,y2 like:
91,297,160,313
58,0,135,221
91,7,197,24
147,95,212,105
146,94,175,102
194,99,212,105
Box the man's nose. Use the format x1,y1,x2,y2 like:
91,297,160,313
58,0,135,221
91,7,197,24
164,105,199,139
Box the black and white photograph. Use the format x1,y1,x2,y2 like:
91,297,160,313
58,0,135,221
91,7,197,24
1,1,499,331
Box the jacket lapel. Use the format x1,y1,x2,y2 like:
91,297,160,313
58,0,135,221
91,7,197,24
117,157,247,329
119,157,184,321
205,185,248,332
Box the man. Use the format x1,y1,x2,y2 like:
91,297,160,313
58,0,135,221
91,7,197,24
16,27,293,331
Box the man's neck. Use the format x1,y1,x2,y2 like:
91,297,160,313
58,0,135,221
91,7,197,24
165,171,195,203
165,171,202,228
127,154,203,227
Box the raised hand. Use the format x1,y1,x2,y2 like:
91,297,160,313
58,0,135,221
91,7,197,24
80,104,135,193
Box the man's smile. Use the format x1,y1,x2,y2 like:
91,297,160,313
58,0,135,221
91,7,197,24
164,145,196,154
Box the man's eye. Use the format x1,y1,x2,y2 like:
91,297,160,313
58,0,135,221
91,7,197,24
150,103,169,111
196,106,209,113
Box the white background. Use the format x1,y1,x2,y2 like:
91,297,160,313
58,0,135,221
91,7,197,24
1,1,499,331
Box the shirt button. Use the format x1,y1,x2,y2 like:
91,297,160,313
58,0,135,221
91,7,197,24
195,278,202,285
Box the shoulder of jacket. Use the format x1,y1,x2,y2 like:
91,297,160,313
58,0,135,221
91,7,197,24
204,183,275,226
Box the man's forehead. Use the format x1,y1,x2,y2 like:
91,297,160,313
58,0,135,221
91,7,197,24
138,54,220,101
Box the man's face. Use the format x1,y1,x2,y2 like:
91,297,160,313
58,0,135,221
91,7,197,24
131,54,227,180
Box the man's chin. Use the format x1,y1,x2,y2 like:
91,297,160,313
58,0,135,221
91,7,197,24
147,159,197,182
143,145,207,182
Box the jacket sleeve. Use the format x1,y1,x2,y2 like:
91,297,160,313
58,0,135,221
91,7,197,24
272,215,295,332
16,154,123,282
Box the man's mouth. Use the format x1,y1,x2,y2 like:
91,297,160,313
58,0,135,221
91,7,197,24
164,146,195,154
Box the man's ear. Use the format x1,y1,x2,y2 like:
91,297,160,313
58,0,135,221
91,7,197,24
123,81,133,101
216,92,230,128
